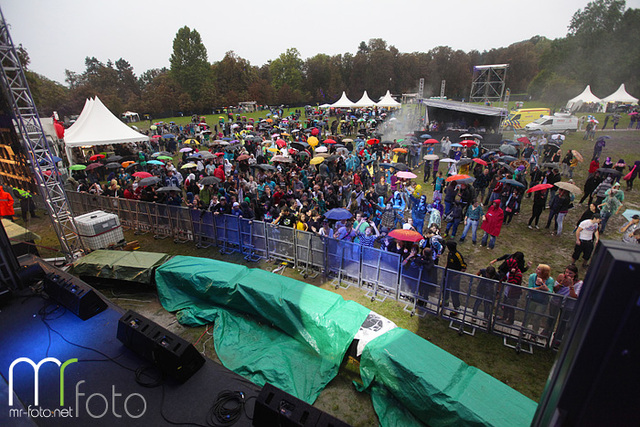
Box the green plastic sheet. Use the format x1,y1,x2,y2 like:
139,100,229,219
357,328,538,427
69,250,172,285
155,256,370,403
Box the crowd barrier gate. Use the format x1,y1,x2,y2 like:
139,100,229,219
65,191,578,353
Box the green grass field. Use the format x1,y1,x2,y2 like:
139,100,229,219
17,114,640,426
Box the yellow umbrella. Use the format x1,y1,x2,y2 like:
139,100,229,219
184,139,200,145
307,136,319,147
315,152,329,158
268,147,279,152
181,163,197,169
310,157,324,165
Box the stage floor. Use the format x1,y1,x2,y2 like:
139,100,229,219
0,285,260,426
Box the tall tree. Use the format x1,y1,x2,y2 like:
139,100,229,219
270,48,304,95
169,26,210,103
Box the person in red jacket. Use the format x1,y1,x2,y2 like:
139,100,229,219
0,186,15,220
213,164,225,182
480,199,504,250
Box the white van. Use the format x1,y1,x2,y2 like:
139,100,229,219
525,112,579,134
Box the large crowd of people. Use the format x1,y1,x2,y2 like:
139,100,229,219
54,106,640,340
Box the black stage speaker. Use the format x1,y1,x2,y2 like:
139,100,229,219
43,272,107,320
532,241,640,426
253,383,350,427
117,310,205,383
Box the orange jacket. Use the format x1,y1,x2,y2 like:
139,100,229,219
0,188,15,216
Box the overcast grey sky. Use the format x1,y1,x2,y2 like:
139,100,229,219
3,0,640,85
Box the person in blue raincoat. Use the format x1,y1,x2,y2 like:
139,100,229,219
392,190,406,218
409,193,429,234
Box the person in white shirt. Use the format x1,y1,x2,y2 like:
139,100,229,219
572,213,601,267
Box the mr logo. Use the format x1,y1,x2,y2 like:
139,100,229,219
8,357,77,406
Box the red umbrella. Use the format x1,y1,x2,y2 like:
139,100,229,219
388,229,423,243
42,170,61,176
423,138,439,144
472,158,488,166
151,135,162,139
526,183,554,193
215,152,225,156
311,128,319,136
445,174,470,182
288,148,297,155
86,162,103,171
132,171,152,178
517,136,531,145
324,138,337,144
89,154,105,161
276,139,286,148
366,138,380,145
460,140,477,147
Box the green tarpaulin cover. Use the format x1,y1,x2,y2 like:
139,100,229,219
155,256,370,404
357,328,538,427
70,250,172,285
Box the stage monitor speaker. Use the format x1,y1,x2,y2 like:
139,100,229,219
117,310,205,383
253,383,350,427
43,272,107,320
532,241,640,426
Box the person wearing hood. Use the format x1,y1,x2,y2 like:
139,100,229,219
497,257,523,325
213,164,225,182
444,240,467,316
239,201,255,220
392,190,405,216
409,193,429,234
480,199,504,249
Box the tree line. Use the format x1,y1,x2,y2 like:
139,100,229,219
25,0,640,119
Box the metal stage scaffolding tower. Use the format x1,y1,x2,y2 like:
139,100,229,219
469,64,508,104
0,7,83,260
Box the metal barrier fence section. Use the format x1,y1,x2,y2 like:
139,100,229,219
65,190,578,353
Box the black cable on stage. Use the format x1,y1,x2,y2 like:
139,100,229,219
207,390,251,427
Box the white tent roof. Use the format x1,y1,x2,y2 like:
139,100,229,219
601,84,638,104
64,97,149,147
567,85,602,108
376,90,401,107
330,91,355,108
353,90,376,107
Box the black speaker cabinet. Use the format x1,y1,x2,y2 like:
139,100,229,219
532,241,640,426
43,272,107,320
117,310,205,383
253,383,350,427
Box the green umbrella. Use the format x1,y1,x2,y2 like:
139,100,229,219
157,156,173,160
69,164,86,171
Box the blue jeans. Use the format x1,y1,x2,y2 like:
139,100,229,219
600,211,612,234
556,212,567,235
445,218,461,237
481,232,497,249
460,219,479,242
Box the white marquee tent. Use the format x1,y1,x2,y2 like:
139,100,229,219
376,90,401,107
64,97,149,163
601,84,638,104
329,91,355,108
566,85,602,110
353,91,376,107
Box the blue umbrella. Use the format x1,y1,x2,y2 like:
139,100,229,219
147,160,164,165
379,163,394,168
420,134,432,139
40,156,62,165
500,178,525,188
324,208,353,220
162,133,176,139
451,143,463,148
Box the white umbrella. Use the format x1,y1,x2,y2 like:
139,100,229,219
440,158,457,163
315,146,328,153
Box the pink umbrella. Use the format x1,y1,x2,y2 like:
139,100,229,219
396,171,417,179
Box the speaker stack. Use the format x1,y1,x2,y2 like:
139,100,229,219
43,272,108,320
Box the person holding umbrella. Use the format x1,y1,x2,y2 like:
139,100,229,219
480,199,504,250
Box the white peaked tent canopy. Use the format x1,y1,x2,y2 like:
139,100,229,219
353,90,376,107
64,97,149,148
601,84,639,104
376,90,401,107
566,85,602,109
330,91,355,108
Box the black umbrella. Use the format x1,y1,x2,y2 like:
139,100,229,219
457,158,472,166
499,144,517,155
379,163,394,168
326,155,339,162
139,177,161,187
290,141,309,150
157,186,182,193
392,163,409,171
105,162,121,169
481,151,497,160
541,162,559,169
498,162,515,173
597,167,621,175
500,155,518,163
500,178,525,188
106,155,123,163
458,177,476,185
255,164,276,171
363,158,375,165
125,162,140,171
199,176,221,185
